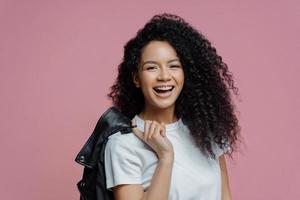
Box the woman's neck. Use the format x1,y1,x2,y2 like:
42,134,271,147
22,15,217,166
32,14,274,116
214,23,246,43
138,106,178,125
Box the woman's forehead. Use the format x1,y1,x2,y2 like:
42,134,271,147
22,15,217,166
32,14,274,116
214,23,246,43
140,41,179,63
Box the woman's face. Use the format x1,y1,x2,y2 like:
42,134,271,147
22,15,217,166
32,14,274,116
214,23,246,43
132,40,184,112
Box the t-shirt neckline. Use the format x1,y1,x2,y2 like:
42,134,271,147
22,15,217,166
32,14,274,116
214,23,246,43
134,114,182,132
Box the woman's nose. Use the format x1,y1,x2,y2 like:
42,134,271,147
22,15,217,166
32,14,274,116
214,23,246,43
157,67,171,81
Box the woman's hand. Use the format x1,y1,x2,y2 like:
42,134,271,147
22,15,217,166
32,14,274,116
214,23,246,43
131,119,174,161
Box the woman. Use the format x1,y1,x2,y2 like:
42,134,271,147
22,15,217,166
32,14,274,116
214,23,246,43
105,13,241,200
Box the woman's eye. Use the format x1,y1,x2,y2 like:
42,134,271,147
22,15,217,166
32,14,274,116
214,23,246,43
146,66,157,70
170,65,181,68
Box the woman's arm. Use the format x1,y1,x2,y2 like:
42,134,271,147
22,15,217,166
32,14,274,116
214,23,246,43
113,120,174,200
113,156,173,200
219,155,232,200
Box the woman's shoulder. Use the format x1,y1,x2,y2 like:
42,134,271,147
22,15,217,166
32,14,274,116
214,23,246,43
105,131,145,152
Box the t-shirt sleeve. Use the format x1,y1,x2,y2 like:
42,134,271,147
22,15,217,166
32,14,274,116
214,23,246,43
212,140,231,158
104,135,143,190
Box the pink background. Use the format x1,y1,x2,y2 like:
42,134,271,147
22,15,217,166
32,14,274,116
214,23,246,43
0,0,299,199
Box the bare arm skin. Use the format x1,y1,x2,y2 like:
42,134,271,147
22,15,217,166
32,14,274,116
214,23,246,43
112,120,174,200
219,155,232,200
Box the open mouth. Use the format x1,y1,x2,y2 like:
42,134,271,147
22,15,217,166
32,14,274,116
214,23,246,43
153,86,175,95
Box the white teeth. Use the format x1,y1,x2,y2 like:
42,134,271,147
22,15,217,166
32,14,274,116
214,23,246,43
154,86,173,90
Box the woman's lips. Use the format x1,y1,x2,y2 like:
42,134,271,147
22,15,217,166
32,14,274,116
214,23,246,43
153,87,175,98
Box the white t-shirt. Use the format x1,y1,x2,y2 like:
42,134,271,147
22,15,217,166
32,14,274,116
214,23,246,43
104,114,230,200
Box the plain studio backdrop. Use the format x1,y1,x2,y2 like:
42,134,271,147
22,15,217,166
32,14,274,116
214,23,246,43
0,0,299,199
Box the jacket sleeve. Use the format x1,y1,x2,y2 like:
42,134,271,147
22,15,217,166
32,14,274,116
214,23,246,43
104,134,143,191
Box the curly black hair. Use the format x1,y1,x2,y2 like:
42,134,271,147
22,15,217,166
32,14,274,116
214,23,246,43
107,13,242,160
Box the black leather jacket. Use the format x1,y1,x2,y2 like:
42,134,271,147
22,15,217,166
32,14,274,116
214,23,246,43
74,107,135,200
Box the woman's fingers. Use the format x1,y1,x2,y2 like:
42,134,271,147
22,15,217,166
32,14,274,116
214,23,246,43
132,119,166,142
131,119,144,140
160,122,166,137
147,121,157,141
131,119,173,159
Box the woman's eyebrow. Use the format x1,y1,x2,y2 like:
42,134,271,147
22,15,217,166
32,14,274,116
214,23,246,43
142,58,180,66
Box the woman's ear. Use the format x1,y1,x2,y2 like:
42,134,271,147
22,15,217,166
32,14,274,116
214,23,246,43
132,72,140,88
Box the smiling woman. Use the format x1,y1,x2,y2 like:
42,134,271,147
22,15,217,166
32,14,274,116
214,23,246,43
132,41,184,117
106,13,241,200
